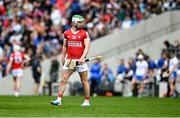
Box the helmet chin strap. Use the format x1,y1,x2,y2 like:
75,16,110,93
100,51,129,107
72,25,80,32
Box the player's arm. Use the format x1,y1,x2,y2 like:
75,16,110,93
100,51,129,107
23,54,31,63
21,54,30,67
6,55,13,74
79,33,90,63
61,38,68,65
162,60,168,70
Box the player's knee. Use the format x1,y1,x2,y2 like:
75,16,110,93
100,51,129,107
81,78,88,84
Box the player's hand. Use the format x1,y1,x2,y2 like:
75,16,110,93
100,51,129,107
78,58,85,65
61,58,65,65
21,62,25,68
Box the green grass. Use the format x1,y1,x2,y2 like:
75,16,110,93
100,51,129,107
0,96,180,117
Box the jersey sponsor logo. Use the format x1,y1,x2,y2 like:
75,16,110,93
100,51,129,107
72,35,76,40
68,41,82,47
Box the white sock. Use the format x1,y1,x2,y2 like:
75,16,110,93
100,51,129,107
14,91,19,97
57,97,62,101
84,99,89,103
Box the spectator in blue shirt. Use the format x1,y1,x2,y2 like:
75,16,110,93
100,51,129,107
116,58,125,75
113,59,125,95
99,63,114,95
157,57,165,69
89,60,101,96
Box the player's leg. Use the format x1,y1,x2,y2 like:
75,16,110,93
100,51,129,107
51,69,74,105
78,70,90,106
12,76,21,97
138,81,145,97
169,72,176,96
169,79,175,96
128,78,136,96
16,77,21,96
33,76,40,95
13,77,17,96
58,69,74,98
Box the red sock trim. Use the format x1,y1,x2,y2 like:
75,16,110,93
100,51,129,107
85,96,90,100
58,93,63,98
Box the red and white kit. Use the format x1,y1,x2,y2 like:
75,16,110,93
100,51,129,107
63,28,90,72
10,52,25,77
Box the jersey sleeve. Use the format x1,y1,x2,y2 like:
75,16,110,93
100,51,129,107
174,57,179,65
63,30,68,39
84,31,90,41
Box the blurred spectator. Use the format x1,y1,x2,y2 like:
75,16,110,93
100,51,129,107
146,56,157,81
48,53,59,96
50,4,62,28
123,62,134,96
168,51,178,97
136,49,148,61
162,0,176,11
159,51,170,97
129,54,148,97
50,53,59,83
116,58,126,75
31,53,42,95
163,40,175,56
121,16,132,29
99,63,114,96
113,58,125,95
89,60,101,96
128,57,136,72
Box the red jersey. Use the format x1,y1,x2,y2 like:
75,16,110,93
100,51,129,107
10,52,25,69
64,29,90,59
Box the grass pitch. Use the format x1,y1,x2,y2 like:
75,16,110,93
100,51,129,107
0,96,180,117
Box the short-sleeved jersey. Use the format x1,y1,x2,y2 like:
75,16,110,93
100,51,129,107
135,60,148,76
10,52,25,69
169,56,178,71
63,29,90,59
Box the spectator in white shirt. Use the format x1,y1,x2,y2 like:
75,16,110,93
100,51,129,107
129,54,148,97
167,52,179,96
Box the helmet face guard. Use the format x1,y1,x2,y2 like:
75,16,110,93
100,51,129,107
72,15,85,29
13,45,21,52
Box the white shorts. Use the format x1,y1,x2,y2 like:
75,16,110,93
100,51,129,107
63,59,88,72
12,68,23,77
